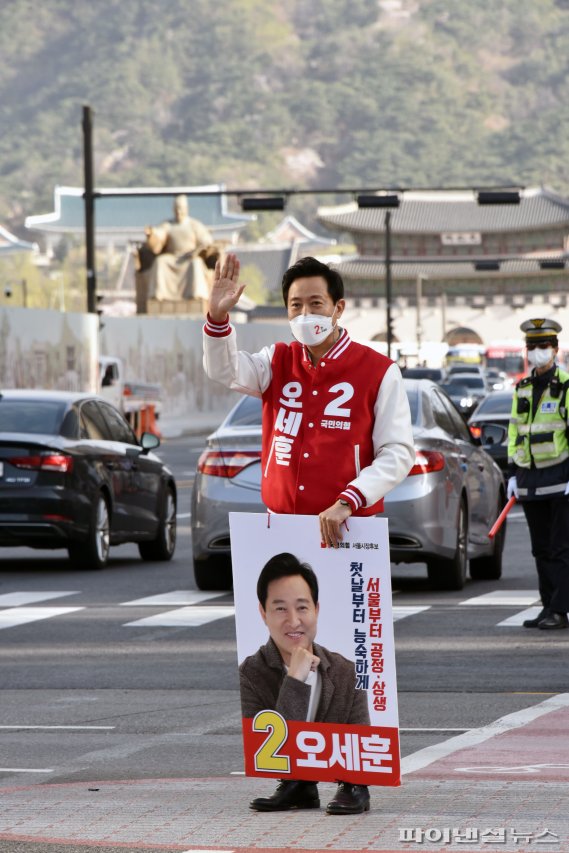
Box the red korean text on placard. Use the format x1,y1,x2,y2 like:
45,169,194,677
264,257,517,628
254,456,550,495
242,713,401,787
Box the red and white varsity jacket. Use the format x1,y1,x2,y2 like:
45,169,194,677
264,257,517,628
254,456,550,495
203,316,414,516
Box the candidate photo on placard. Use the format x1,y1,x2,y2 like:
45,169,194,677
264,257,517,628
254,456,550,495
239,550,371,729
230,512,400,787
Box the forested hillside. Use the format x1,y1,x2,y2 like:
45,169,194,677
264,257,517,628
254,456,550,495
1,0,569,229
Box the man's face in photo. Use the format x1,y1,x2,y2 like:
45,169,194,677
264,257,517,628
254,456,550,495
259,574,319,666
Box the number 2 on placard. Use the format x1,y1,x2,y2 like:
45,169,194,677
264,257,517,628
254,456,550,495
253,710,290,773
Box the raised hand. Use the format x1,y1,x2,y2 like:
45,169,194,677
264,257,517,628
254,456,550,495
208,253,246,322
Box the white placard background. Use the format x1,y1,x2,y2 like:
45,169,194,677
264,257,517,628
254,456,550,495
230,512,399,728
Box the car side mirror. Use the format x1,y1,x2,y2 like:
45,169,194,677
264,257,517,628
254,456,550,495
140,431,161,453
480,423,507,446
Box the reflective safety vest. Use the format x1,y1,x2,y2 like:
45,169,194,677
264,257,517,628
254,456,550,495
508,368,569,469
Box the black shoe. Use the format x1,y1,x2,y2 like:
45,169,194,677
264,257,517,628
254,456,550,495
326,782,370,815
249,780,320,812
523,607,550,628
538,611,569,630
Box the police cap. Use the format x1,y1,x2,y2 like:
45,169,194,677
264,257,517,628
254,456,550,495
520,318,561,345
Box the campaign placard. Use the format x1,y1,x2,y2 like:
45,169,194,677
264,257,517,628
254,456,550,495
230,512,400,787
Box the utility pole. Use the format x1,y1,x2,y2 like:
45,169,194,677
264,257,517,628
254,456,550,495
82,105,97,313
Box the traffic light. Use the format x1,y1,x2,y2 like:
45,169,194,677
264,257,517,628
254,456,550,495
96,294,105,330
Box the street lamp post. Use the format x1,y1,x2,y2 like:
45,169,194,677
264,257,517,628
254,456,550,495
355,194,400,359
441,290,447,341
416,274,426,351
82,104,97,314
385,210,393,359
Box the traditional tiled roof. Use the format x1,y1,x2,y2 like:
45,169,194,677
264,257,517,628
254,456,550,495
264,215,336,245
335,255,569,280
233,239,341,294
318,187,569,235
25,185,252,234
232,243,294,293
0,224,38,254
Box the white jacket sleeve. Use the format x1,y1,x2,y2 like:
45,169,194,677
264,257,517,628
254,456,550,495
349,363,415,503
203,325,274,397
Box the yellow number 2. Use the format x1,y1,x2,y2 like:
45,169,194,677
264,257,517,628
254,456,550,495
253,710,290,773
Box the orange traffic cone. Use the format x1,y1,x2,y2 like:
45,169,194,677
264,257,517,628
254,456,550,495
143,404,161,438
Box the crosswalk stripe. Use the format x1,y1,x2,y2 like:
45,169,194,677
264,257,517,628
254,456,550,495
393,606,431,621
0,591,79,607
498,606,542,627
124,605,235,628
460,590,540,606
0,607,84,630
121,590,225,607
0,591,549,630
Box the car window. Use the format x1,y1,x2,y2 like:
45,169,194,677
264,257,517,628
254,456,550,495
227,395,263,427
80,401,112,440
99,402,139,444
437,392,472,441
404,388,419,424
0,400,66,434
430,391,455,434
402,368,443,382
477,395,513,415
440,383,467,396
452,376,485,389
60,406,80,439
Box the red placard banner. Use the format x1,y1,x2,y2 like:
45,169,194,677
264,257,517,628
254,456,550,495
242,712,401,787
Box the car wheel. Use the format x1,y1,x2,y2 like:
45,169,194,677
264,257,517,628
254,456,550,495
469,493,505,581
68,492,110,571
193,554,233,591
138,485,177,561
427,498,468,591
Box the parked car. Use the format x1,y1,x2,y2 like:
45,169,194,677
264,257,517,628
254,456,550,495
440,374,489,416
468,390,514,475
191,380,506,592
0,390,177,569
99,355,162,417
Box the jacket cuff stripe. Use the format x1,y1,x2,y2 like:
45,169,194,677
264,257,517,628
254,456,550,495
204,313,231,337
340,487,365,511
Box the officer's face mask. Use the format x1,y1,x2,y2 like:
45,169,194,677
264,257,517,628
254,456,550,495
527,346,554,368
289,307,338,347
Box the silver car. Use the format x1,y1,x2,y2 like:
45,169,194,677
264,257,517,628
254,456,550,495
191,379,506,591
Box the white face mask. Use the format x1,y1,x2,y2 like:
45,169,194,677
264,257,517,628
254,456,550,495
289,309,337,347
527,347,554,368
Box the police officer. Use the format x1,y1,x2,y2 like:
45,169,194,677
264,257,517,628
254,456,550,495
508,318,569,630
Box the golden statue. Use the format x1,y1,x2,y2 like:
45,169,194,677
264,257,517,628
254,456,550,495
135,195,220,312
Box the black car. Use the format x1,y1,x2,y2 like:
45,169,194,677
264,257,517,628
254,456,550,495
0,390,177,569
440,374,488,417
401,366,445,383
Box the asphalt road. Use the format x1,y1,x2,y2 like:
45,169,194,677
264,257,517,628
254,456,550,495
0,435,563,792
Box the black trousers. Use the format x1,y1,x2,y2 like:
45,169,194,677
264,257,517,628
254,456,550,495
522,498,569,613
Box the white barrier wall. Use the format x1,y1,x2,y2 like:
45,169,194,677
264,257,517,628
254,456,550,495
0,307,99,392
99,314,290,424
0,305,289,427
